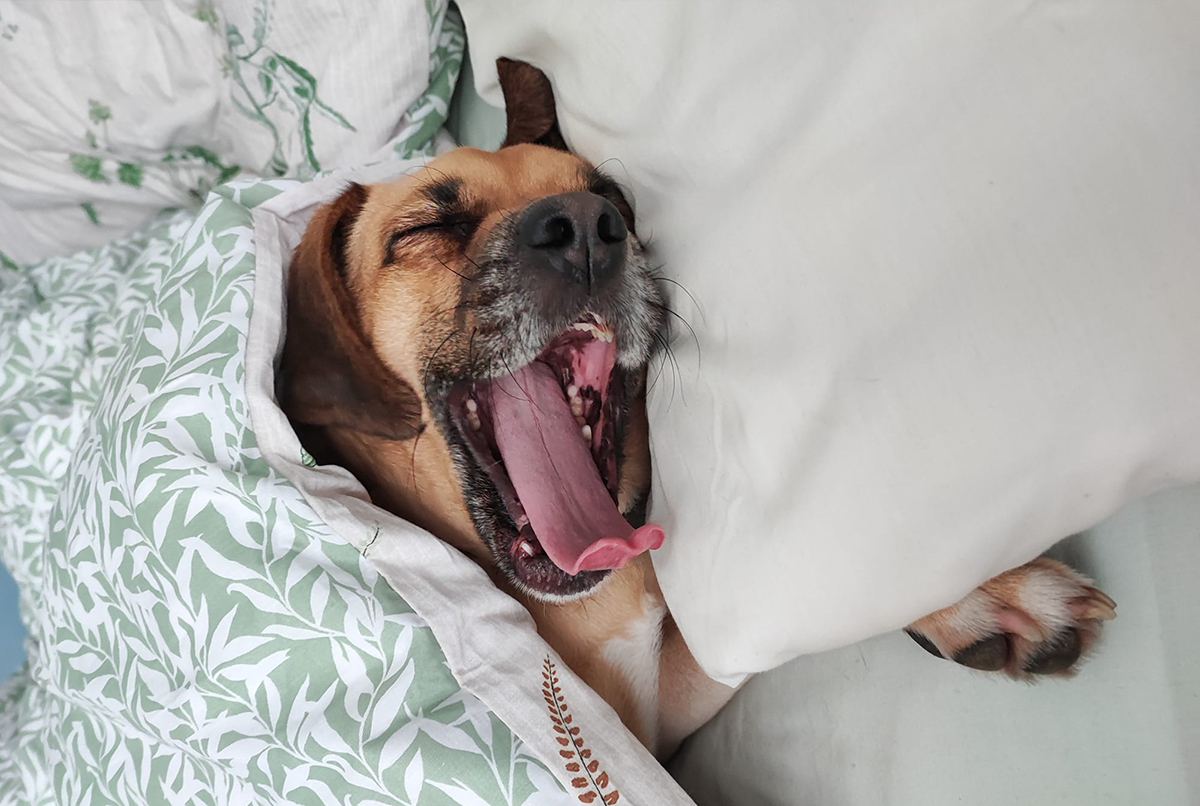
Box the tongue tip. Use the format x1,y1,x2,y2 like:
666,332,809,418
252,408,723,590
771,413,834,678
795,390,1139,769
567,524,665,574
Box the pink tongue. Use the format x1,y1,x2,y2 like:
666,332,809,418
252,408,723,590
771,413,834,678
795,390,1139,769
490,363,664,575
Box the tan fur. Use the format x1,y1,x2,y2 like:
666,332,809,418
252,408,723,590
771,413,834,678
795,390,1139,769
281,143,725,754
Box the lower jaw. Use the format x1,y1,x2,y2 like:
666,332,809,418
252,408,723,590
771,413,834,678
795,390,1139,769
492,525,611,600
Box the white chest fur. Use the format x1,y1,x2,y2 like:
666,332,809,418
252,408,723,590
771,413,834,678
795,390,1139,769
601,593,666,742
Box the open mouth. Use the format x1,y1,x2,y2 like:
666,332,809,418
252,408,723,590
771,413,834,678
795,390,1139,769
448,313,664,597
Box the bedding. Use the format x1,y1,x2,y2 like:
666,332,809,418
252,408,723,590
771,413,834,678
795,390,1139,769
0,34,696,797
0,156,695,804
1,4,680,800
671,482,1200,806
0,0,459,264
458,0,1200,683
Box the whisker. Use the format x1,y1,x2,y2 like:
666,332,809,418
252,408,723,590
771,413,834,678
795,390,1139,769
647,299,701,373
652,273,702,314
650,330,685,409
437,256,474,282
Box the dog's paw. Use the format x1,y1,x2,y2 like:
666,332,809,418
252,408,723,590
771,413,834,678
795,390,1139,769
905,557,1116,677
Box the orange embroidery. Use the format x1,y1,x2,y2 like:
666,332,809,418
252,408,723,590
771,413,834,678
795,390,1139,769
542,656,620,804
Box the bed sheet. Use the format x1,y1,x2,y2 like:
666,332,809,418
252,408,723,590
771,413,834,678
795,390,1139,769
670,482,1200,805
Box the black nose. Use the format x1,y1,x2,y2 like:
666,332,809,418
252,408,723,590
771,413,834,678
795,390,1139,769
516,191,628,289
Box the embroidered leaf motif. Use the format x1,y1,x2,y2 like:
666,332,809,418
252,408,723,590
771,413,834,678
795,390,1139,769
541,656,620,803
79,202,99,225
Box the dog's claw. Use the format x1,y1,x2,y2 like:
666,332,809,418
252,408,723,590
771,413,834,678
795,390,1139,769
1070,594,1117,622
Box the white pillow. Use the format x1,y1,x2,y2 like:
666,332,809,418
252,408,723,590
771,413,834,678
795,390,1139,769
458,0,1200,683
0,0,447,263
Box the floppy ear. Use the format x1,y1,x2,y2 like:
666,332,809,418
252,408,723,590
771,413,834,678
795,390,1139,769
498,57,569,151
278,183,423,441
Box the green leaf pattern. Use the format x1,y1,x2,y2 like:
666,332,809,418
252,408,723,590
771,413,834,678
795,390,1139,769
221,0,360,178
392,2,466,158
55,0,463,233
0,179,570,802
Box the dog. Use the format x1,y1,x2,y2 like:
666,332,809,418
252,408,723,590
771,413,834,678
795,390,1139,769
279,59,1117,758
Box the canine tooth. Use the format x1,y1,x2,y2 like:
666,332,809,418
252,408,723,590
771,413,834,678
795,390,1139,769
518,540,536,557
581,424,592,441
465,398,477,413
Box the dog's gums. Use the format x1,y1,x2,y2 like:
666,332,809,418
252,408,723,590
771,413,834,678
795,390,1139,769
446,312,664,599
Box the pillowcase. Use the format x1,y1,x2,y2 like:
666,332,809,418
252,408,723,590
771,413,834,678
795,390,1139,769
0,0,460,263
458,0,1200,683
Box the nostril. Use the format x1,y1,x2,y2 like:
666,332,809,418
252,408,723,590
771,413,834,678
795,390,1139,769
596,208,627,244
528,213,575,250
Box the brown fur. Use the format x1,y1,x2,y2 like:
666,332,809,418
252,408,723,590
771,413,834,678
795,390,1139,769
279,139,724,752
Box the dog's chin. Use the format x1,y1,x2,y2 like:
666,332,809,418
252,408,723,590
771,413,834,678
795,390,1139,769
435,313,644,601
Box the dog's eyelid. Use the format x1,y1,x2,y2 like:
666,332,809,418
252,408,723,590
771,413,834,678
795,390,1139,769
384,214,481,263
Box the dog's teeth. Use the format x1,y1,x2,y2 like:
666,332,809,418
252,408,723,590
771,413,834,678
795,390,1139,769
592,315,613,342
467,412,481,431
581,424,592,442
566,384,578,398
518,539,536,557
575,415,586,427
465,398,478,413
592,315,614,341
570,397,583,417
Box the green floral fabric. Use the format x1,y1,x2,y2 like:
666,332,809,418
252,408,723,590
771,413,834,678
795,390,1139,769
0,178,569,806
0,0,462,264
0,7,571,801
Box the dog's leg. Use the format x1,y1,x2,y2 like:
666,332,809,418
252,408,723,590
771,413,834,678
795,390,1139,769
906,557,1116,677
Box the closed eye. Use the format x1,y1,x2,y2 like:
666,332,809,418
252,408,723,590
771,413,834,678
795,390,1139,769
385,215,480,263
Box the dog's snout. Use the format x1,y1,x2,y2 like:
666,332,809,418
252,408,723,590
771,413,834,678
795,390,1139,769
517,192,627,289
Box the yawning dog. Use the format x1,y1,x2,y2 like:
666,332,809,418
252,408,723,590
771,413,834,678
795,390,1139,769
279,59,1117,757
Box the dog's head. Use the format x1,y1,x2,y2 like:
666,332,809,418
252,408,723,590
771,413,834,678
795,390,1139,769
280,60,666,601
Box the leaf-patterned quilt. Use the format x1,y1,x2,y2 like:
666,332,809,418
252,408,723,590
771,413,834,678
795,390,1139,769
0,164,587,804
0,102,696,806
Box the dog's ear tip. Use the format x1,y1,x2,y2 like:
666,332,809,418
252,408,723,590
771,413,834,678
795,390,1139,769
496,57,568,152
